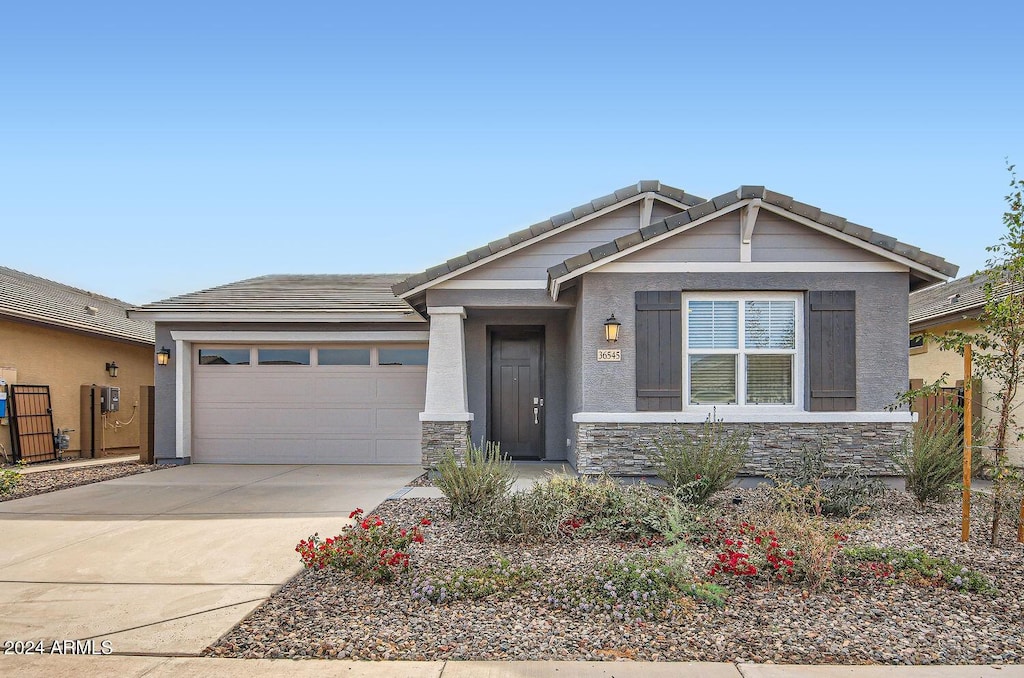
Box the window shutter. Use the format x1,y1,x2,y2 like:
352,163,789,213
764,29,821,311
808,290,856,411
635,291,681,411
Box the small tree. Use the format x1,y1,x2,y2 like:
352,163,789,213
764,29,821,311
931,162,1024,545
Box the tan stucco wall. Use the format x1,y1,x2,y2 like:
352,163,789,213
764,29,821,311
910,318,1024,466
0,318,154,459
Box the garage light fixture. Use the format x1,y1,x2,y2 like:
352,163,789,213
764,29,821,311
105,361,119,378
156,346,171,366
604,315,621,343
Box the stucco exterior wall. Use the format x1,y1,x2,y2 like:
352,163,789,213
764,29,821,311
910,318,1024,466
0,318,153,458
577,271,910,413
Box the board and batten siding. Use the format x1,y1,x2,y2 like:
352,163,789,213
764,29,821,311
456,202,682,281
617,210,879,264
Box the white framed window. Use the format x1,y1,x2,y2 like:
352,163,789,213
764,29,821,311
684,292,802,409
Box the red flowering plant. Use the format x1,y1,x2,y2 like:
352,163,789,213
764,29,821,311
704,517,851,590
295,508,431,583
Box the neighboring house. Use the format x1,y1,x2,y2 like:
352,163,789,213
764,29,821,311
909,272,1024,466
0,266,155,461
131,182,957,475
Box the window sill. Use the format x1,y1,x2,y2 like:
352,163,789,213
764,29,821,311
572,411,916,424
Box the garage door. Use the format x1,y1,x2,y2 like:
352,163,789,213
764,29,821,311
191,345,427,464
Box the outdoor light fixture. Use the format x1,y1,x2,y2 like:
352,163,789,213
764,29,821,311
105,361,119,378
603,315,621,343
157,346,171,366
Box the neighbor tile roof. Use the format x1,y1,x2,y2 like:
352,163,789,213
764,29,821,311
546,186,960,283
0,266,155,344
909,270,1024,327
133,274,422,317
392,181,704,296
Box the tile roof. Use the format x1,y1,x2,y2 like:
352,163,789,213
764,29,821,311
132,274,423,318
0,266,155,344
392,181,703,296
546,185,960,285
909,270,1024,327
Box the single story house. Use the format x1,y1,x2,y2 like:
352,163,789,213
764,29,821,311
131,182,958,475
0,266,155,462
909,271,1024,466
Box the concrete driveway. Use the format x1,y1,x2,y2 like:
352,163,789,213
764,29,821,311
0,464,422,655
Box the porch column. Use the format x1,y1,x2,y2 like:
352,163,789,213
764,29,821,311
419,306,473,465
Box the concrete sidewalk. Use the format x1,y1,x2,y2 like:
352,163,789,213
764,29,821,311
0,656,1018,677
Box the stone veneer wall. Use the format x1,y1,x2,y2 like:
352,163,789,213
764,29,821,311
421,421,470,467
574,422,912,477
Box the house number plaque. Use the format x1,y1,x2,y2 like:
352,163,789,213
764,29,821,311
597,349,621,362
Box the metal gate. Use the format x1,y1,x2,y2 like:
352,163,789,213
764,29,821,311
8,384,57,463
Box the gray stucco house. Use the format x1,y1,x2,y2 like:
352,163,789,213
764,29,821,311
130,182,958,475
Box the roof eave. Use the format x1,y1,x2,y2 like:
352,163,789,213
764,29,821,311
0,310,155,345
127,310,427,323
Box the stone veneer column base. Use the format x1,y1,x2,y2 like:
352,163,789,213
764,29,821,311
421,421,470,467
574,421,912,477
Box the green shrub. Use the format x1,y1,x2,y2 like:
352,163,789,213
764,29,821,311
772,440,884,517
546,552,727,620
0,467,20,496
472,474,682,543
842,544,996,594
894,418,965,505
434,440,515,518
410,556,537,604
652,417,748,504
472,484,568,542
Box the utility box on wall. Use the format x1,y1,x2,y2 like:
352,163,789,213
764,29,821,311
101,386,120,414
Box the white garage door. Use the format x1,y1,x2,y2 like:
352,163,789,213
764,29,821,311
191,345,427,464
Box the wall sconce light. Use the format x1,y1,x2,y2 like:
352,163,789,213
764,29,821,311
156,346,171,366
105,361,119,378
604,315,621,343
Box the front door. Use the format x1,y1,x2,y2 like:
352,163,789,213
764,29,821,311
489,327,544,459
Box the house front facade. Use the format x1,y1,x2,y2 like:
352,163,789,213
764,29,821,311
131,182,957,475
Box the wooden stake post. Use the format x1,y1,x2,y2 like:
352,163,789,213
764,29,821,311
962,344,972,542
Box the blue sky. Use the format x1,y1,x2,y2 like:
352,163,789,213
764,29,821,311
2,1,1021,304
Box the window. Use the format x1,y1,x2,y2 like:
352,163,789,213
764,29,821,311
257,348,310,365
909,334,926,354
198,348,250,365
378,348,428,366
685,295,800,406
318,348,371,366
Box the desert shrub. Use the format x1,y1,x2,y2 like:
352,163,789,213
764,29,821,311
472,484,568,542
0,467,20,496
434,440,515,517
705,512,860,592
772,440,884,517
295,508,430,583
894,417,964,505
410,556,537,604
652,417,748,504
473,474,680,543
842,544,996,594
546,551,727,620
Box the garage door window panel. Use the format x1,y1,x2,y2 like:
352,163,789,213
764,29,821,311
198,348,252,365
317,348,371,366
378,348,428,366
257,348,311,366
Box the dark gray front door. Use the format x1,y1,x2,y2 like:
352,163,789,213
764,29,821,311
489,328,544,459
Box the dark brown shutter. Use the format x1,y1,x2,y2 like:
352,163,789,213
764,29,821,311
808,290,856,411
635,291,682,411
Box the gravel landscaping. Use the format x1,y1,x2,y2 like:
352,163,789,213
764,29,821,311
0,460,170,502
209,485,1024,665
